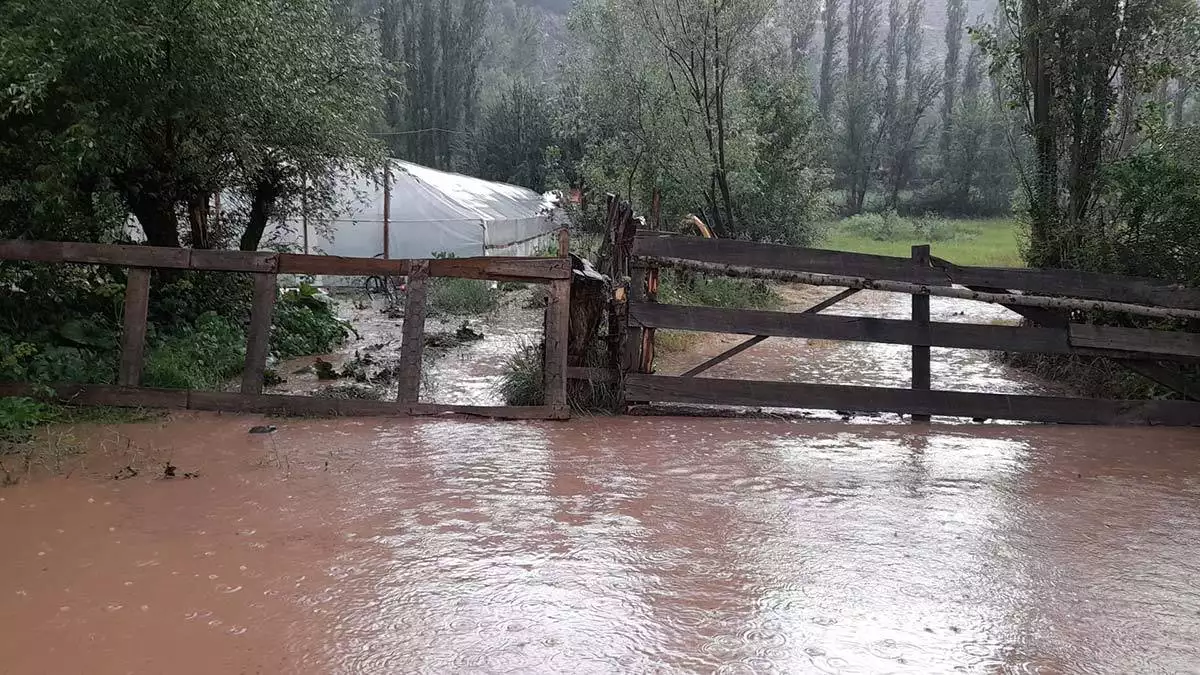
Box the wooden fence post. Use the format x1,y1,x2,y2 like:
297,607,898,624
558,227,570,258
626,264,647,373
912,245,932,422
241,272,279,394
118,268,152,387
544,278,571,417
397,260,429,405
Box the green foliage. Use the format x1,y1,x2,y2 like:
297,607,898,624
271,283,350,360
657,271,781,310
475,80,555,192
428,278,499,316
0,397,58,444
498,342,545,406
143,313,246,390
0,0,384,246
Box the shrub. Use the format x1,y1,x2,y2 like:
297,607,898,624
657,270,781,309
143,312,247,390
271,283,350,359
497,342,545,406
428,278,498,316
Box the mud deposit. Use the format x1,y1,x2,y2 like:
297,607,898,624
3,414,1199,673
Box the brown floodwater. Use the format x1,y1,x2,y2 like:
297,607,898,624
2,413,1199,674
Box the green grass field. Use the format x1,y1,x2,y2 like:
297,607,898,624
820,216,1024,268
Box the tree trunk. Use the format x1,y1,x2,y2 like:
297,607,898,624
1024,0,1058,268
239,178,280,252
128,193,180,248
187,194,212,249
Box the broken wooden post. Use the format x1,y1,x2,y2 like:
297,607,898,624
118,268,152,387
912,245,932,422
397,260,429,405
242,272,279,394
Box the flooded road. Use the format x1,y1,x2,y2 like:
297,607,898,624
3,414,1199,673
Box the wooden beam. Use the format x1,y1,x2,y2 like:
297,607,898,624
118,268,152,387
931,256,1200,311
0,240,191,268
189,250,277,273
681,288,862,378
912,245,932,422
0,241,566,280
632,303,1073,354
643,257,1200,322
1069,324,1200,359
277,253,408,276
430,257,570,282
964,284,1069,328
0,383,189,409
633,303,1200,361
1118,361,1200,402
0,383,564,420
624,375,1200,426
544,277,571,413
241,273,279,395
396,260,429,404
633,235,951,286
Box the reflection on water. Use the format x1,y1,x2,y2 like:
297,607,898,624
3,414,1198,674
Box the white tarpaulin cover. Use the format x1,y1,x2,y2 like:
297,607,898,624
289,159,564,260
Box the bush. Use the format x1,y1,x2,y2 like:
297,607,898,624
270,283,350,360
428,278,498,316
497,342,545,407
0,397,58,445
143,312,247,390
658,270,781,309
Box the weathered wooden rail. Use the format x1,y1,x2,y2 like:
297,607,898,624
0,240,571,420
617,233,1200,426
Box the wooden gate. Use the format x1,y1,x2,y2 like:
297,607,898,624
620,232,1200,426
0,240,571,420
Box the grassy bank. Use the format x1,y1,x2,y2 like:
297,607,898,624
821,215,1023,268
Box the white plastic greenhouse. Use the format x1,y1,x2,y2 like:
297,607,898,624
280,159,565,260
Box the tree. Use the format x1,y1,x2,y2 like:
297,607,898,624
475,81,554,191
882,0,941,208
379,0,487,170
841,0,883,213
564,0,829,243
940,0,967,157
0,0,383,250
635,0,774,234
818,0,844,121
980,0,1196,268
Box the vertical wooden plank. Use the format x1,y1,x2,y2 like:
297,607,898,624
241,273,279,394
912,245,932,422
625,264,647,373
544,278,571,415
118,268,152,387
558,227,570,258
397,260,429,404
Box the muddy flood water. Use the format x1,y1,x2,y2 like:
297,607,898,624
3,414,1200,674
4,287,1200,673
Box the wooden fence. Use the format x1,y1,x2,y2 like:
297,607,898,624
618,232,1200,426
0,240,571,420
